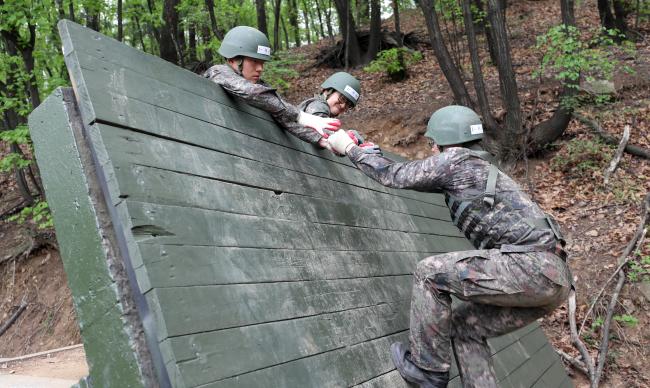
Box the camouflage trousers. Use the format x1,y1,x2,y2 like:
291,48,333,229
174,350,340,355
408,249,571,387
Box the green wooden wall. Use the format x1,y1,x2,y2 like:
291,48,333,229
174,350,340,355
27,19,572,388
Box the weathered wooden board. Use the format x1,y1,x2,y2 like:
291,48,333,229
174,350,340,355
28,19,573,388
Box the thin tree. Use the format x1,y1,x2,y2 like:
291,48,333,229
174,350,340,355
392,0,402,45
205,0,224,40
161,0,180,64
256,0,269,36
314,0,326,39
302,0,311,45
333,0,362,67
273,0,282,51
366,0,381,62
117,0,123,42
288,0,301,47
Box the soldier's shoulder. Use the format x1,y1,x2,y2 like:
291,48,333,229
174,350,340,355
301,97,331,116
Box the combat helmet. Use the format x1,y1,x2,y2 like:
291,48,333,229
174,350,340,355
425,105,484,146
218,26,272,61
321,72,361,107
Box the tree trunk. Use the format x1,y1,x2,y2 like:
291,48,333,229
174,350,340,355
365,0,381,62
485,0,523,159
325,0,334,43
281,17,290,49
302,0,311,45
392,0,402,45
612,0,629,35
256,0,269,36
273,0,282,51
333,0,362,67
461,0,497,132
598,0,616,30
160,0,180,64
418,0,472,105
201,26,213,63
135,15,148,51
55,0,65,19
117,0,123,41
314,0,326,39
68,0,75,22
146,0,162,49
528,0,576,153
288,0,301,47
189,24,197,63
205,0,224,40
85,3,101,31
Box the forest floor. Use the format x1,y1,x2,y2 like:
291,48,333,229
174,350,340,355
0,0,649,386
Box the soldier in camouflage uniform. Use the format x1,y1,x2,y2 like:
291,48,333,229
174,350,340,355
327,105,572,388
204,26,339,148
298,72,361,118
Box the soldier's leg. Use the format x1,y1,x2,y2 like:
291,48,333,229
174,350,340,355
408,250,570,378
450,303,550,387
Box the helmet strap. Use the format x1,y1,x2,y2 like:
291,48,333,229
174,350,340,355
236,58,244,75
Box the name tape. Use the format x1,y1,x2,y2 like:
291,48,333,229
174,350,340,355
257,45,271,56
470,124,484,135
344,85,359,101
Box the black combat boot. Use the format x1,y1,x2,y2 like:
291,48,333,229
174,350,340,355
390,342,449,388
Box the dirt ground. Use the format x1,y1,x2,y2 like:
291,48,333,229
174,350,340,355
0,346,88,380
0,0,649,386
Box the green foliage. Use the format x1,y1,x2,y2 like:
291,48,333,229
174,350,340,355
534,25,635,109
550,137,614,176
262,52,304,92
613,314,639,327
9,200,53,229
627,246,650,282
591,316,605,331
364,48,423,81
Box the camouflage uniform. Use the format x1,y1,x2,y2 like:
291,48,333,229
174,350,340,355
347,146,572,387
204,64,322,144
297,95,331,118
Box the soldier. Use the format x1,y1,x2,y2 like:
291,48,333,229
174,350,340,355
298,72,361,118
204,26,339,148
327,105,572,388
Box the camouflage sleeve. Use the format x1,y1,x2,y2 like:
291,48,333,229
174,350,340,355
347,146,455,192
206,65,322,144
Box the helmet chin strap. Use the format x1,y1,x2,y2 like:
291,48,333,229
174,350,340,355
236,58,244,75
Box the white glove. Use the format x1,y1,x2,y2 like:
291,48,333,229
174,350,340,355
327,129,356,155
298,111,341,137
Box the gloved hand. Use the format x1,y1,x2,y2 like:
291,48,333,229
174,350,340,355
347,130,364,145
359,142,383,156
327,129,356,155
298,111,341,138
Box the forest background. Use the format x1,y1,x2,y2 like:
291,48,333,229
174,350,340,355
1,0,650,386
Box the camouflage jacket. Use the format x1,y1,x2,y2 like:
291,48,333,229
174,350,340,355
347,146,558,249
297,95,331,118
204,64,322,144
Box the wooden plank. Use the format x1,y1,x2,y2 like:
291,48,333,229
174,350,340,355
502,343,558,388
353,371,411,387
70,50,445,207
196,332,408,388
151,275,413,338
125,200,467,253
114,163,460,236
493,341,531,381
489,322,540,355
171,302,409,386
138,244,430,287
98,124,450,221
533,359,570,388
